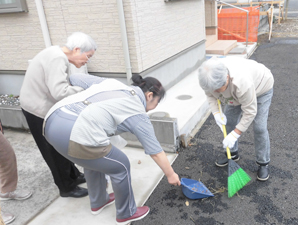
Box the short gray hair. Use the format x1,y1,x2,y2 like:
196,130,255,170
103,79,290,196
198,58,228,91
65,32,97,53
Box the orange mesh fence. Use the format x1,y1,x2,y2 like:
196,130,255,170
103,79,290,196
218,6,260,42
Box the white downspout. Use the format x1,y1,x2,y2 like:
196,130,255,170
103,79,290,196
116,0,132,84
35,0,52,48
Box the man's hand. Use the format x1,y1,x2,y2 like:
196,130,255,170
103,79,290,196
213,111,227,132
223,130,240,148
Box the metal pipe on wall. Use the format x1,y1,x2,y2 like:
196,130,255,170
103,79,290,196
116,0,132,85
35,0,51,47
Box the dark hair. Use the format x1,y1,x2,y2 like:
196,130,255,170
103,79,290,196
131,74,165,100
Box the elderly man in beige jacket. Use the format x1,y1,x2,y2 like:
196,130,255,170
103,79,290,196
198,57,274,181
20,32,97,197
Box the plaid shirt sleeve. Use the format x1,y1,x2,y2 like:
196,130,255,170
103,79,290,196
69,73,107,90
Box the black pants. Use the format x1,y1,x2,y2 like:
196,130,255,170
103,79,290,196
22,109,80,192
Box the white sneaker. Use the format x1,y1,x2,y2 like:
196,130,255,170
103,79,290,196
0,189,32,201
1,210,15,224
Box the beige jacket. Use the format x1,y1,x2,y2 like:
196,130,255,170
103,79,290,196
20,46,83,118
205,57,274,132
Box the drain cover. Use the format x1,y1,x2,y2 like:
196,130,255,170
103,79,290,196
176,95,192,100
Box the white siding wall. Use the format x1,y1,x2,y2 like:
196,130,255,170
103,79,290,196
0,0,205,73
0,1,44,70
42,0,124,73
130,0,205,72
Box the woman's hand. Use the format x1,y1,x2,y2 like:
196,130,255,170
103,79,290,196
167,172,181,186
150,151,180,186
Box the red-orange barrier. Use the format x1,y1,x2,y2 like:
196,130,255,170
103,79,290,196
218,6,260,42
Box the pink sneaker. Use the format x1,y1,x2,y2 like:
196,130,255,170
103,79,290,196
91,193,115,215
116,206,150,225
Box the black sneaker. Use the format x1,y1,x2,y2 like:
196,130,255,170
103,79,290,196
257,165,269,181
215,152,240,167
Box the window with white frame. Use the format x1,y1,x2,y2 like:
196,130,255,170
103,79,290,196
0,0,28,13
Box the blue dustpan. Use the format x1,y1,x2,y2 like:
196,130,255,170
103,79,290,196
181,178,214,199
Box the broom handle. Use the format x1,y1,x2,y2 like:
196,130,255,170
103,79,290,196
217,99,232,160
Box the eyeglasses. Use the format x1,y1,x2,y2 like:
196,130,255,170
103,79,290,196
85,53,91,62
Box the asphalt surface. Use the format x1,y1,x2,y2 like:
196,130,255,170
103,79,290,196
133,38,298,224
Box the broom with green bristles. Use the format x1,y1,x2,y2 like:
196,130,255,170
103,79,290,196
217,99,251,198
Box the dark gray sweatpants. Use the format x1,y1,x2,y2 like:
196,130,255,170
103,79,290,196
44,109,137,219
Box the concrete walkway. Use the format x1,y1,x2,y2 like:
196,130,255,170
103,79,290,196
27,147,177,225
